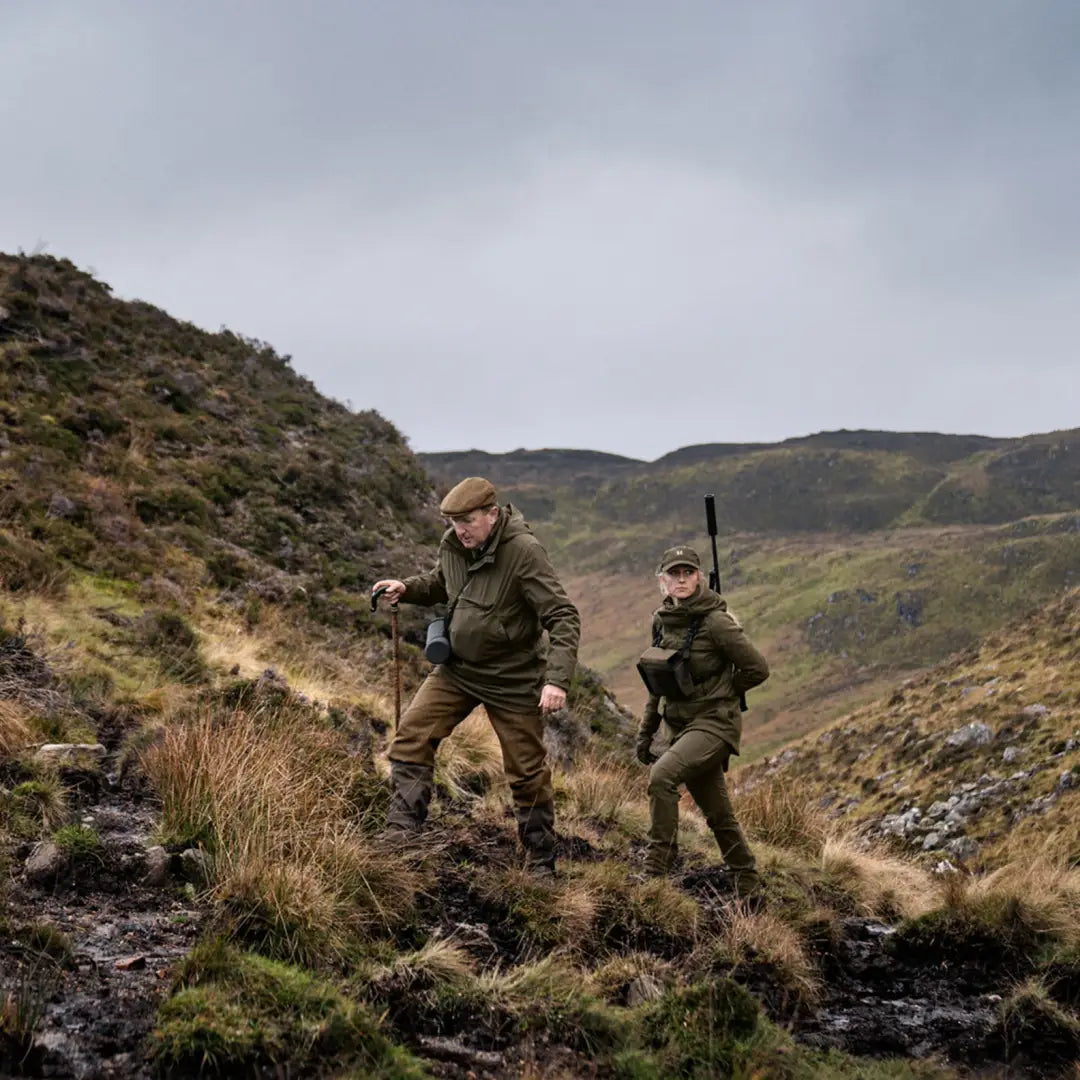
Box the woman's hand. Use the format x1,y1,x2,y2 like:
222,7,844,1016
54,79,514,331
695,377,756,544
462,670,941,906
635,736,657,766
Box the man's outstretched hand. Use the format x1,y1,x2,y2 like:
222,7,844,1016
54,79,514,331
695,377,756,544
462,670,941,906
539,684,567,714
372,579,406,605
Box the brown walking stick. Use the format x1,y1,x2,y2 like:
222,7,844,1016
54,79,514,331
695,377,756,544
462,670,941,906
371,586,401,727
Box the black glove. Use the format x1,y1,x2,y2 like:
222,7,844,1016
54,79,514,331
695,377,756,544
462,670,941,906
635,737,656,766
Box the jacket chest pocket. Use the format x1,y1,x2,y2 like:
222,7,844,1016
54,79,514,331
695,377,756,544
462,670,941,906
449,597,511,664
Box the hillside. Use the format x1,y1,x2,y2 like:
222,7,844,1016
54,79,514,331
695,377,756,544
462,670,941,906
745,584,1080,871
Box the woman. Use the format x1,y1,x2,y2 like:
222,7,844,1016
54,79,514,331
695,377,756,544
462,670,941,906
635,545,770,897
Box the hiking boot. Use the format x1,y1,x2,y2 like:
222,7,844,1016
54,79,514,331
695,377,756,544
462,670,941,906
527,857,558,880
516,801,557,875
386,761,434,834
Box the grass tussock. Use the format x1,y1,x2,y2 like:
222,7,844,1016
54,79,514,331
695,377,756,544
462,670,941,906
154,939,425,1078
733,774,829,857
821,834,937,920
474,866,598,952
966,858,1080,948
718,908,820,1008
578,861,699,951
141,704,425,966
0,700,34,757
558,757,650,836
435,711,505,803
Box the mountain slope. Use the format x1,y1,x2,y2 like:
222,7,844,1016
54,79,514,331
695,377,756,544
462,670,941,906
744,584,1080,870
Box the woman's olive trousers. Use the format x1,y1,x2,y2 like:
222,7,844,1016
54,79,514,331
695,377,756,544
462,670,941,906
646,725,758,892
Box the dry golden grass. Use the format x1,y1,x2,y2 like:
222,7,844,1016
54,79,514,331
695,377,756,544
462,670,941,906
436,710,506,802
733,774,829,857
719,908,820,1007
0,699,34,756
964,857,1080,948
820,834,937,920
141,704,424,966
558,757,650,836
371,937,477,995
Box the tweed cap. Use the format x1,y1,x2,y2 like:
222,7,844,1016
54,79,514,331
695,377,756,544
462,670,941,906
440,476,498,516
658,545,702,573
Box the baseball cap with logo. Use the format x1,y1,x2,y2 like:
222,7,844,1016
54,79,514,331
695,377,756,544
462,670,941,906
658,545,702,573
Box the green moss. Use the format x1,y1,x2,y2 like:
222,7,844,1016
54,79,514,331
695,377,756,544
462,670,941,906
155,941,426,1077
52,824,101,857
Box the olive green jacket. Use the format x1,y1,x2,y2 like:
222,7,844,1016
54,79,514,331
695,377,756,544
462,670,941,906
401,505,581,711
637,584,769,755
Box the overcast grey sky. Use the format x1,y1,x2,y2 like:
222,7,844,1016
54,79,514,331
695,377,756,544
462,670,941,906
3,1,1078,459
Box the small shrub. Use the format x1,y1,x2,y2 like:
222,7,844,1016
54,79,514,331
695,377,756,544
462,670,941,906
12,779,68,831
52,824,101,858
135,611,207,683
641,976,763,1078
988,979,1080,1068
23,923,74,967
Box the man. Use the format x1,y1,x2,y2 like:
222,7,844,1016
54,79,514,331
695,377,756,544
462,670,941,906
372,476,580,874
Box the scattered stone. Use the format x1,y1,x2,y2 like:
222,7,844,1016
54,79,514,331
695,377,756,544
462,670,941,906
0,303,10,323
1002,745,1022,764
25,841,68,884
180,847,211,884
879,807,922,838
143,845,171,886
626,973,664,1007
1022,704,1050,718
922,832,941,850
115,954,147,971
944,722,992,750
34,743,107,769
945,837,980,863
416,1037,503,1069
1058,770,1078,791
46,492,79,519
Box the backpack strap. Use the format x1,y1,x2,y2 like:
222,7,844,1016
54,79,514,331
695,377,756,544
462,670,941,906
653,616,703,655
681,616,703,661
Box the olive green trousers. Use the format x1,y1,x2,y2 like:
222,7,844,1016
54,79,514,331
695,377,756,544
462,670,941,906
646,725,758,890
388,667,555,863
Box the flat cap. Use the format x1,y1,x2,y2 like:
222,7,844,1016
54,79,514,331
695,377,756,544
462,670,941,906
440,476,498,516
658,545,702,573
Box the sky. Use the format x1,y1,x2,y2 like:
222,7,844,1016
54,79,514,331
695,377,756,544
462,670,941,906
2,1,1079,460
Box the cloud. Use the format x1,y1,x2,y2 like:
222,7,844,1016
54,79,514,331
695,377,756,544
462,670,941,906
2,0,1078,457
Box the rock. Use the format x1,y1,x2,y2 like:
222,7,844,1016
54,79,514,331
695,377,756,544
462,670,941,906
180,847,211,884
879,807,922,838
1022,704,1050,718
25,841,68,884
926,800,950,820
115,955,146,971
944,722,992,750
946,837,980,863
922,832,941,850
46,493,79,519
626,973,664,1007
34,743,107,769
172,371,204,398
0,303,10,323
1003,745,1022,764
143,845,171,886
1058,770,1078,791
